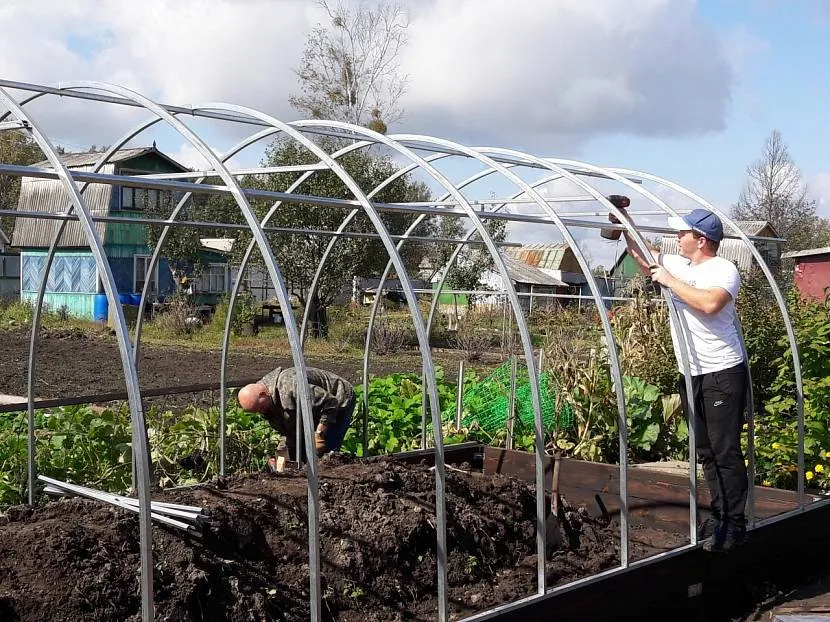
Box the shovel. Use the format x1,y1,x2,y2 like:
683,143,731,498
545,450,564,552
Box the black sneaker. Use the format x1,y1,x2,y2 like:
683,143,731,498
703,520,746,553
698,517,720,541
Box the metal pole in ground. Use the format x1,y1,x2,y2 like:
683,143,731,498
455,359,465,429
421,372,428,450
506,356,518,450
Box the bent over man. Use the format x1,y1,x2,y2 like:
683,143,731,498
238,366,356,459
611,205,748,553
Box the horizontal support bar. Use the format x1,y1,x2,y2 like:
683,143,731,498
0,377,262,414
0,208,521,247
0,120,28,131
139,163,331,179
0,164,776,241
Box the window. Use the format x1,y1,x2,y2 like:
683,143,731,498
134,255,158,294
121,187,161,210
196,263,228,294
0,255,19,278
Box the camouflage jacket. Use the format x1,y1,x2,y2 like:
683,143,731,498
259,366,355,446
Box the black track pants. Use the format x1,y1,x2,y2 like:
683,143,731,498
677,362,748,523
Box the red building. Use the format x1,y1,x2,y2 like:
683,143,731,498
782,247,830,302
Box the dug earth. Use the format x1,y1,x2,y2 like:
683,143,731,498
0,456,681,621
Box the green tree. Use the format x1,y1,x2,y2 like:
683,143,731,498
0,130,42,238
732,130,830,251
289,0,409,132
231,138,432,336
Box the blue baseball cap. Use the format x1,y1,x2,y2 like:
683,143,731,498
667,208,724,242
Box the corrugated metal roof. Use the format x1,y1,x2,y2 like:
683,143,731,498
31,147,181,169
724,220,777,237
661,237,756,271
11,165,114,247
12,148,189,248
500,253,567,286
505,243,571,270
781,247,830,259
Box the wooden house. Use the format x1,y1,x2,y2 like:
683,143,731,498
781,246,830,302
10,147,228,320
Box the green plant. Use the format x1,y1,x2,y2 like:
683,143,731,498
212,291,259,336
754,291,830,489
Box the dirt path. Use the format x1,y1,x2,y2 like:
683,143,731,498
0,327,467,408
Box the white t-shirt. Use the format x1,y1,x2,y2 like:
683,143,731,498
659,253,745,376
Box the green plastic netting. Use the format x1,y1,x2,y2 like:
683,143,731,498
443,360,574,433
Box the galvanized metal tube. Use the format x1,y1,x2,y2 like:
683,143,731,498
423,144,630,577
506,356,518,450
543,157,700,550
59,84,318,622
0,86,156,622
735,318,757,527
297,123,549,621
610,167,805,509
421,373,429,450
361,163,526,451
455,359,465,429
2,77,644,181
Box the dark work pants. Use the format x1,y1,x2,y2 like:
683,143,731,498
677,362,748,524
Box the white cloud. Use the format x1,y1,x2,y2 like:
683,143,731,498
0,0,732,157
0,0,319,146
400,0,733,149
810,172,830,218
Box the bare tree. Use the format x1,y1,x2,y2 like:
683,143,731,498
289,0,409,132
732,130,828,250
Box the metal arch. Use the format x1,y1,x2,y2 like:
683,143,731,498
536,157,707,544
214,135,375,474
360,160,523,452
610,167,807,507
395,138,629,574
132,125,285,363
259,117,456,622
293,117,559,614
0,88,157,622
362,167,574,454
422,171,565,336
194,103,486,622
23,112,166,497
298,151,453,345
59,81,324,622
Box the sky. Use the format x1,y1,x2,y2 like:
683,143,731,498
0,0,828,268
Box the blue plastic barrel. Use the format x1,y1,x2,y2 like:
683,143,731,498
93,294,108,322
118,293,130,305
129,294,142,306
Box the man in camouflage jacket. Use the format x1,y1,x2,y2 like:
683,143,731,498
238,366,356,459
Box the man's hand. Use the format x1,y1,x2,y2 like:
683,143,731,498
649,264,672,287
314,424,328,457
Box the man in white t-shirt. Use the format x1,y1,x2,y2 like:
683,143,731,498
611,206,748,553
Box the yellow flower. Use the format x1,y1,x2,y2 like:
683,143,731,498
772,442,782,450
762,480,772,486
807,471,815,481
825,451,830,459
817,464,825,473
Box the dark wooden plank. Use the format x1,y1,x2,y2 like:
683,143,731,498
484,447,817,533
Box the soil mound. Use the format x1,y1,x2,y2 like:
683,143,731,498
0,456,638,621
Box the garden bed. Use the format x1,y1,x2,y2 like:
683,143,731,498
0,455,682,622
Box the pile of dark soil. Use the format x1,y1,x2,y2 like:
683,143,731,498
0,456,677,622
